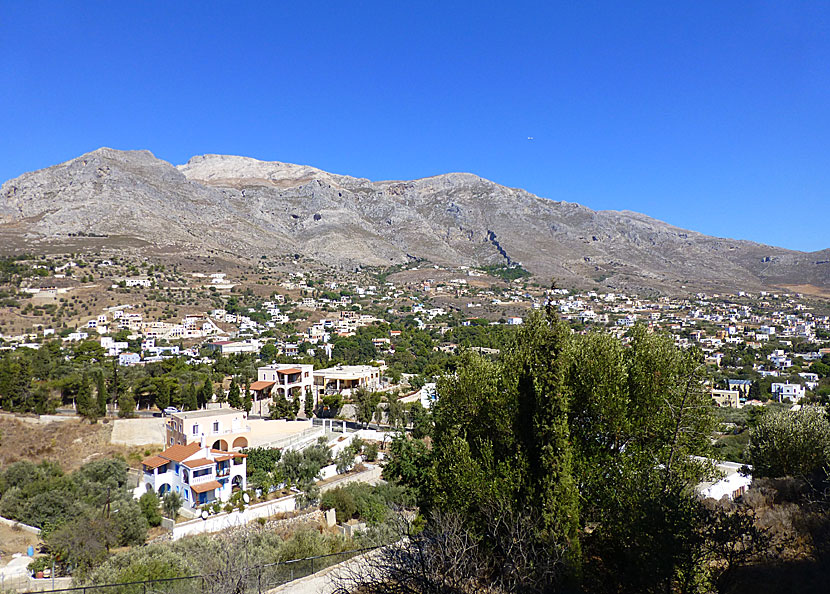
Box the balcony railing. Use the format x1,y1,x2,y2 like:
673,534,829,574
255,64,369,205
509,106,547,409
189,472,215,485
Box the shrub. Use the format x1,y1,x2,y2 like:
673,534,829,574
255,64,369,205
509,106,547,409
748,405,830,480
139,491,162,527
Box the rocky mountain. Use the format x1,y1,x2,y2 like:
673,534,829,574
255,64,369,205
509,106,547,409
1,148,828,293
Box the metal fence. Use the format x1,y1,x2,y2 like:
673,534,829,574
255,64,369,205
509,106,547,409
21,547,375,594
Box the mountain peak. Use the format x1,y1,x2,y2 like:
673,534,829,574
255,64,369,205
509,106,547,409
177,154,367,189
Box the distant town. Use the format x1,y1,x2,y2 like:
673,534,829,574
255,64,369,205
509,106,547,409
0,251,829,592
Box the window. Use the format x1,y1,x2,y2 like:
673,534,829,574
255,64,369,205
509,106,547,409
192,424,199,435
169,437,174,445
213,421,219,433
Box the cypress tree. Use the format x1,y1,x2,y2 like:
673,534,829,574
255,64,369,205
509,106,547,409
508,309,581,573
183,383,198,411
77,373,97,422
96,371,108,417
227,379,242,409
198,376,213,409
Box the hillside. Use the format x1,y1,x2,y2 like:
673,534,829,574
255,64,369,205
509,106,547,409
1,148,828,293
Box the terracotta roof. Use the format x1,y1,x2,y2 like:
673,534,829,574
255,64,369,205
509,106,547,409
275,368,301,374
250,380,275,391
159,442,201,463
141,455,168,469
182,457,213,469
190,480,222,494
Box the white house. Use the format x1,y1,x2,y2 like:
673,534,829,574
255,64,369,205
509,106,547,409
771,382,806,402
314,365,382,397
118,352,141,366
166,408,251,450
140,442,247,509
252,363,315,416
697,460,752,501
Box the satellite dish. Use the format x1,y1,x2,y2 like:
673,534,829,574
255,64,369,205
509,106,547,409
201,510,209,520
242,492,250,504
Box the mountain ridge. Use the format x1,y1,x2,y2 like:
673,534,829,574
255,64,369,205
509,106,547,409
1,148,828,293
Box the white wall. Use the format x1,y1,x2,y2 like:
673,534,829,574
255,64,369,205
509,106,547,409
172,494,296,540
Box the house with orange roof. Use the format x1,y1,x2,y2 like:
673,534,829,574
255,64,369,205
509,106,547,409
140,442,247,508
254,363,314,415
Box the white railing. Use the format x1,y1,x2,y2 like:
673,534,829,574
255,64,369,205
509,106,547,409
188,472,215,485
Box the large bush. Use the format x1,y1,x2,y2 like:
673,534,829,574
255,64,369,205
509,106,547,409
748,405,830,480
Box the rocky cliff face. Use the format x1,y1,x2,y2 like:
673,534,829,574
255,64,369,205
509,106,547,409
1,148,828,292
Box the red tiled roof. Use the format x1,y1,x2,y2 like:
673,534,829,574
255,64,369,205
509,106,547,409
250,380,275,390
141,455,167,469
275,368,301,374
190,480,222,494
159,442,201,463
182,457,213,469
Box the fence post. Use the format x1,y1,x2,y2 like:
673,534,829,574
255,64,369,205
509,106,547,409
311,557,314,575
143,582,147,594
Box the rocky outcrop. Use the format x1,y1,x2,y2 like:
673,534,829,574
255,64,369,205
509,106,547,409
1,148,827,292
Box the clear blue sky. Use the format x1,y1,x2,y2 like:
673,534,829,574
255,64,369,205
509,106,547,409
1,2,828,251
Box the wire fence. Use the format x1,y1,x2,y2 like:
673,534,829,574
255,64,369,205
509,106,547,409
21,547,375,594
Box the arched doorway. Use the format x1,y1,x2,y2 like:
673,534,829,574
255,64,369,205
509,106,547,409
231,475,243,492
158,483,171,496
212,439,229,451
232,436,248,449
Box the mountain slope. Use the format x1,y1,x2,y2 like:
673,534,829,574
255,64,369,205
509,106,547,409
1,148,827,292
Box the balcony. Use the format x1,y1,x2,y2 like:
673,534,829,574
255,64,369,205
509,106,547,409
189,471,215,485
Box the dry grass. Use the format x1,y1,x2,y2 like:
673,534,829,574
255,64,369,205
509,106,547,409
0,522,39,556
778,284,830,299
0,414,148,471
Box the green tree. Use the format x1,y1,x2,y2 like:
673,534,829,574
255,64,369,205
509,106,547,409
506,310,581,571
269,392,298,420
354,388,381,427
198,376,213,409
46,512,117,579
138,491,162,527
303,388,314,418
747,405,830,480
386,394,405,428
183,383,198,411
162,492,182,519
227,378,242,409
76,373,98,422
112,498,149,546
95,371,108,417
385,313,719,592
118,391,135,418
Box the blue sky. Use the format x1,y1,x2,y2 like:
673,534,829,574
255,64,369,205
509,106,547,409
1,1,828,251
